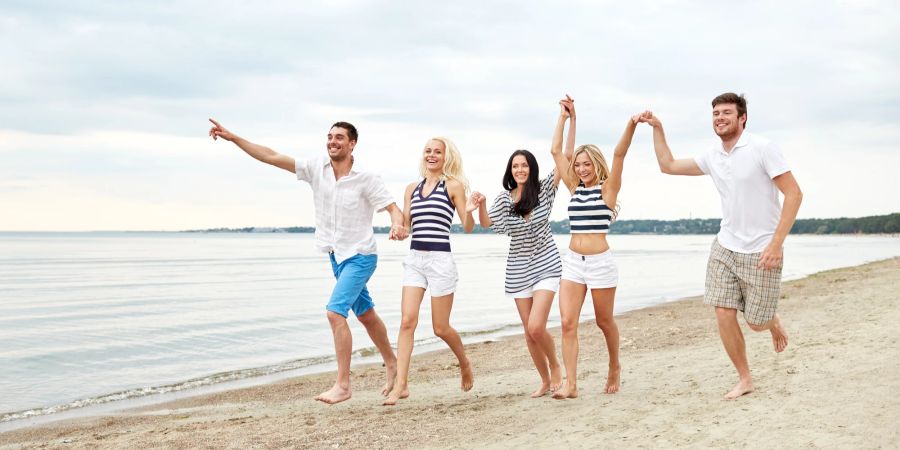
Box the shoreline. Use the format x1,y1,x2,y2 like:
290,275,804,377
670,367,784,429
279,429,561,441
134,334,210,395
2,257,898,448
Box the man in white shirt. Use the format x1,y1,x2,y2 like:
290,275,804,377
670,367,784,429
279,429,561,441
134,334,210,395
638,93,803,399
209,118,407,404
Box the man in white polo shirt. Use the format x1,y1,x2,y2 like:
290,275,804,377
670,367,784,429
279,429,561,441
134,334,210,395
208,118,407,404
638,93,803,399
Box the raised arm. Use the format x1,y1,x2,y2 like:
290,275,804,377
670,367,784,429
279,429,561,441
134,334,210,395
551,96,578,193
209,118,295,173
602,115,640,199
758,172,803,270
637,113,704,176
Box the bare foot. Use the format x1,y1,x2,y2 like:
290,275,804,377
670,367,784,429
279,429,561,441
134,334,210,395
549,364,562,392
724,380,754,400
381,362,397,396
382,385,409,406
530,382,551,398
551,383,578,400
315,385,352,404
460,361,474,392
770,314,789,353
605,365,621,394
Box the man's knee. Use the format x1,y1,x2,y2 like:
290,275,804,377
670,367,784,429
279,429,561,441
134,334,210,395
746,320,770,332
327,310,348,328
356,308,378,325
714,307,737,322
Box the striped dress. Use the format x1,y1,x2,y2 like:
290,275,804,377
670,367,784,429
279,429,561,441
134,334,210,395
568,181,613,233
409,179,455,252
488,170,562,294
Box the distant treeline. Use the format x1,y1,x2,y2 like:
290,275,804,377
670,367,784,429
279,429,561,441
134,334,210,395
188,213,899,235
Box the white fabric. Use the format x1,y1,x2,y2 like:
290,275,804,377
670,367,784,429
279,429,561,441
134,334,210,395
506,276,560,300
694,132,790,253
296,156,395,264
401,250,459,296
561,249,618,289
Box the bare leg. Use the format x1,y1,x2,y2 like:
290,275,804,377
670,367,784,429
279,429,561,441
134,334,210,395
356,308,398,397
383,287,425,406
529,290,562,391
554,280,586,399
316,311,354,404
515,298,552,397
748,313,789,353
715,307,754,399
591,287,620,394
431,293,474,392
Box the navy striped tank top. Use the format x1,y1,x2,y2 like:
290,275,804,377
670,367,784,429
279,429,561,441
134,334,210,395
568,181,612,233
410,179,455,251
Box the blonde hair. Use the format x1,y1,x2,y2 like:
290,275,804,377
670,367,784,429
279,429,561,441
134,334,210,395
569,144,620,219
419,136,469,193
569,144,610,185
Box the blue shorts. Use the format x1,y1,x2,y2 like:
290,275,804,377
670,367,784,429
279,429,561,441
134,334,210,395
327,253,378,318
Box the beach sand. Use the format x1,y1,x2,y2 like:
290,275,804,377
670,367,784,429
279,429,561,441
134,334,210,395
2,257,898,449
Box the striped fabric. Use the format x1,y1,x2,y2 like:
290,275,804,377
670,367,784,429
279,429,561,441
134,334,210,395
568,181,612,233
488,170,562,294
410,179,455,252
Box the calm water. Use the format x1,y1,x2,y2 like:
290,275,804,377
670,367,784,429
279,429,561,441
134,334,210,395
1,232,897,423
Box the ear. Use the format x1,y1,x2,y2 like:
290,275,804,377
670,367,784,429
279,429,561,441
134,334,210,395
739,113,747,128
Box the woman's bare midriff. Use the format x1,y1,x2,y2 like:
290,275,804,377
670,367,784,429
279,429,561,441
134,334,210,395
568,233,610,255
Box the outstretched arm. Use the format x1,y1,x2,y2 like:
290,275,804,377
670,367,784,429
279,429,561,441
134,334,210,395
551,96,577,192
472,192,492,228
758,172,803,270
209,118,295,173
637,113,703,176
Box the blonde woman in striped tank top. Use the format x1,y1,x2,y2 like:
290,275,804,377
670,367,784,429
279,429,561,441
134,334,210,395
383,137,480,406
550,96,645,399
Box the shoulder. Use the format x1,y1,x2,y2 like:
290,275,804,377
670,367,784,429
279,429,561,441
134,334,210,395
445,178,465,194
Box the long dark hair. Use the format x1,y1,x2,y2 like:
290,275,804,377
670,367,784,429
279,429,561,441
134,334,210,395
502,149,540,217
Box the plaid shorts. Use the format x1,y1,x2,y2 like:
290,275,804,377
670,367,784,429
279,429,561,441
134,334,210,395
704,239,782,325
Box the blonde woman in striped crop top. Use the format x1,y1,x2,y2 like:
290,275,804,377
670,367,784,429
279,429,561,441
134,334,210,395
549,95,645,400
384,137,479,406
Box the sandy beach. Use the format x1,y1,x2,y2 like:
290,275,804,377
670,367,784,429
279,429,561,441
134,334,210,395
2,257,898,449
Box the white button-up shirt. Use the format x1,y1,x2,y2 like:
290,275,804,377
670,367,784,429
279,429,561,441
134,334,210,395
694,132,790,254
296,156,395,264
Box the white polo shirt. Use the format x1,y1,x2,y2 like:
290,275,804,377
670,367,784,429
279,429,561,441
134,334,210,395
296,156,395,264
694,132,790,254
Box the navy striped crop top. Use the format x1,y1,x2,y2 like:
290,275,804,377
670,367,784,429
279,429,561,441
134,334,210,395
568,181,612,233
410,179,455,251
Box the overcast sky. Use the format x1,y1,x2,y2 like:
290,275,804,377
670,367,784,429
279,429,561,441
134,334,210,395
1,0,898,231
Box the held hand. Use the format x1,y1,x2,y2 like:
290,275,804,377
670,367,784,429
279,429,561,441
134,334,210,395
466,193,480,213
559,94,575,119
757,243,783,271
470,191,486,207
634,111,660,127
208,118,237,142
389,224,409,241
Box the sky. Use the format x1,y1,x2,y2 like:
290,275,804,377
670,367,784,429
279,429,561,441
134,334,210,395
1,0,898,231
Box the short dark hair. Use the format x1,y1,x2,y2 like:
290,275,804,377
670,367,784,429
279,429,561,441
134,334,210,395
501,149,540,217
331,121,358,142
711,92,748,129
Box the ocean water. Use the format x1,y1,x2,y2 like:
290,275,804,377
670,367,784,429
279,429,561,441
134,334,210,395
1,232,897,424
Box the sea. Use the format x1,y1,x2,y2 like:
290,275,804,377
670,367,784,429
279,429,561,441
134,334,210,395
1,232,897,429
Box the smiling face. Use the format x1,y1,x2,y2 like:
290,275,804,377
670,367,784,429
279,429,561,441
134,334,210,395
712,103,746,140
423,139,446,174
510,154,530,186
326,126,356,162
573,151,597,185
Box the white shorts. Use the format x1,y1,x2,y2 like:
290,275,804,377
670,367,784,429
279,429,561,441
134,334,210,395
402,250,458,297
506,277,561,300
561,249,618,289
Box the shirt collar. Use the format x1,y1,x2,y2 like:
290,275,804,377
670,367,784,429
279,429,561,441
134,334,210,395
718,131,750,154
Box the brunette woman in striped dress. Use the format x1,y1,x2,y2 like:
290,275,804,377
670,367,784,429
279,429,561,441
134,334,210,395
384,137,479,406
470,117,575,398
